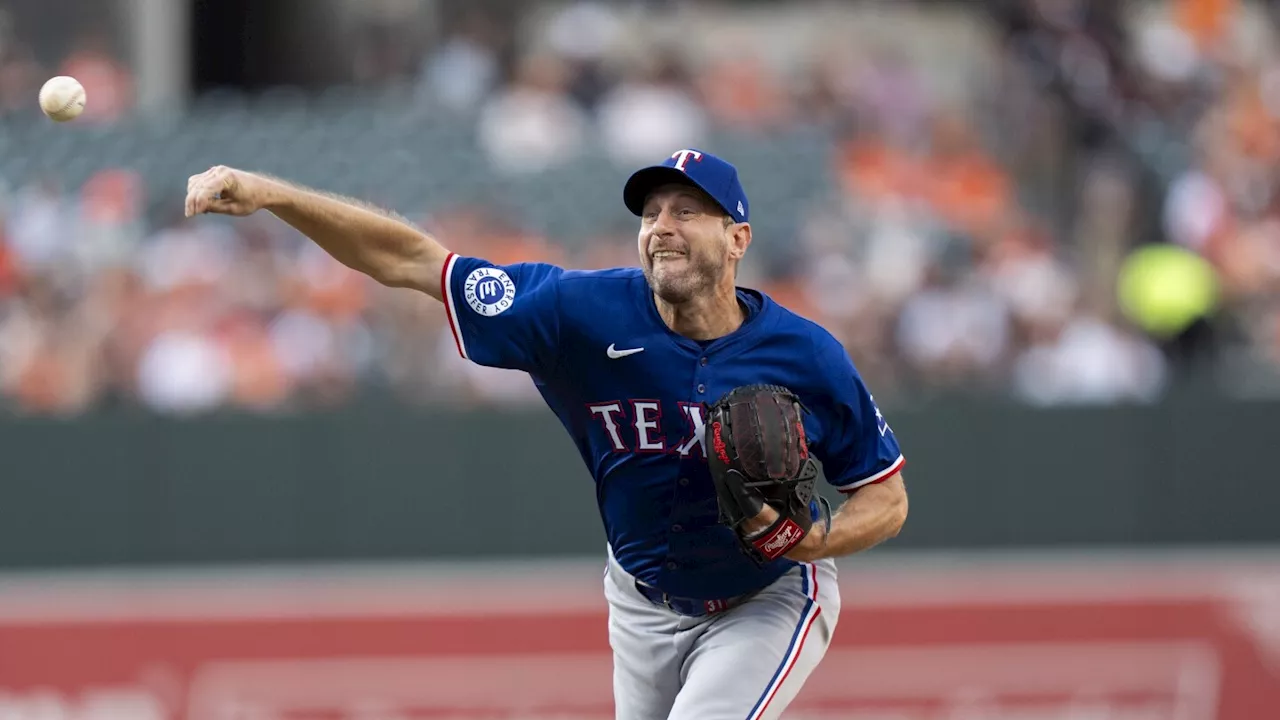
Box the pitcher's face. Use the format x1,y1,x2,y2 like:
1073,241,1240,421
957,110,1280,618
638,184,734,304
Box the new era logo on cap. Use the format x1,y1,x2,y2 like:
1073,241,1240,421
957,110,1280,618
623,148,750,223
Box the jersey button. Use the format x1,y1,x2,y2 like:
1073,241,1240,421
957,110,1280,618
666,561,678,570
671,524,683,532
678,477,689,486
697,383,706,394
700,357,708,366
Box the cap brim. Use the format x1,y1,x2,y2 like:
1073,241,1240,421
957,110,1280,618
623,166,708,217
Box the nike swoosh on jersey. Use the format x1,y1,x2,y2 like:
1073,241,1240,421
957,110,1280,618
607,344,645,359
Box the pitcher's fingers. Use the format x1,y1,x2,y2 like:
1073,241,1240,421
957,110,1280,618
191,189,212,216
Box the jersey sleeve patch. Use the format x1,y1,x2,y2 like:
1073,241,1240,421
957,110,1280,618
462,265,517,318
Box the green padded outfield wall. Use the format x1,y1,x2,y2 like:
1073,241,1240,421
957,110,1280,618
0,391,1275,569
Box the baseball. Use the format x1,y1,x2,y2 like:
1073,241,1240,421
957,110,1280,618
38,76,86,122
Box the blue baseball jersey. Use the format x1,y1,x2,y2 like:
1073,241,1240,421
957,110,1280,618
442,253,905,600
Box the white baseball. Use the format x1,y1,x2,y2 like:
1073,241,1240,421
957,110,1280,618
38,76,86,122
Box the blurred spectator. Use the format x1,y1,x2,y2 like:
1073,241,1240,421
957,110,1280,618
417,12,501,113
75,168,145,272
57,30,133,123
477,52,589,174
0,40,43,117
1012,309,1168,405
596,56,707,166
695,55,792,131
540,0,624,110
895,264,1013,390
5,177,69,275
134,325,233,415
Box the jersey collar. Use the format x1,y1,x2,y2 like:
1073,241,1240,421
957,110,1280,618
636,279,778,358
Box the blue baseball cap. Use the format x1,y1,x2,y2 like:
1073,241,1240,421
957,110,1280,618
623,149,749,223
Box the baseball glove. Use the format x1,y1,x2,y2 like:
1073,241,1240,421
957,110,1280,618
705,384,831,566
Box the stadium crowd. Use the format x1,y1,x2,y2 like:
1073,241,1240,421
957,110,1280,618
0,0,1277,416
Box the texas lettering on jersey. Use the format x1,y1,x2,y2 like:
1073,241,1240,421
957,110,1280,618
587,401,707,457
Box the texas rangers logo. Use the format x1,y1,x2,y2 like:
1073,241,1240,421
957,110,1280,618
464,267,516,317
670,149,703,172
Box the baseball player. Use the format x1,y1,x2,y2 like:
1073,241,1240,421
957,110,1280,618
184,149,908,720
